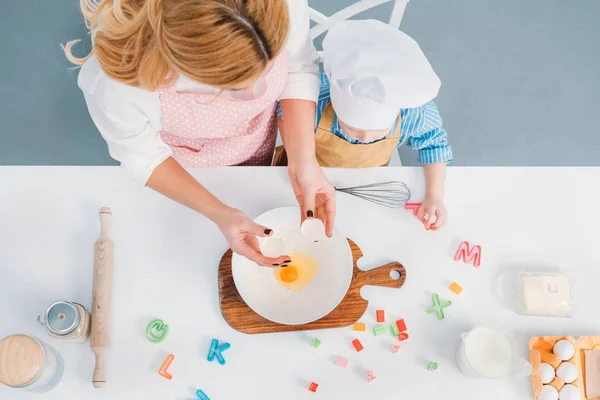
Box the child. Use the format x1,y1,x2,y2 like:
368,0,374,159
276,19,452,230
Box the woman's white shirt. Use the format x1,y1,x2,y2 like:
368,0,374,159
78,0,320,185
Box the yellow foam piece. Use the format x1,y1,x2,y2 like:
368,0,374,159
448,282,463,295
353,323,366,332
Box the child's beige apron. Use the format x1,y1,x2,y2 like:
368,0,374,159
273,103,400,167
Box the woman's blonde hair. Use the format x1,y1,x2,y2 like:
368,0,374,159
63,0,289,91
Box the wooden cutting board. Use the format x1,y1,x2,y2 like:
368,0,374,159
218,238,406,334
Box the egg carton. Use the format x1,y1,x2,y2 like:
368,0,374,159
530,336,600,400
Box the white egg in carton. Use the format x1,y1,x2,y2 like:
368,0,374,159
530,336,600,400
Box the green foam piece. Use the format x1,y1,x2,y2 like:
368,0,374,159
373,325,386,336
312,337,321,348
390,324,400,336
428,362,439,371
426,294,452,320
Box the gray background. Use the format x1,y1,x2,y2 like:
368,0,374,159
1,0,598,166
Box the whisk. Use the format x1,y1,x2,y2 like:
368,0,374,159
334,181,412,208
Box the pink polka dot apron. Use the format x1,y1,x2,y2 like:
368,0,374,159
158,53,288,167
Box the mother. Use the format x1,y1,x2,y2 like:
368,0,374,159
65,0,336,265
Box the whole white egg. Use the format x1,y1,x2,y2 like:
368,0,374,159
558,384,580,400
553,340,575,361
556,362,578,384
539,363,556,384
539,385,559,400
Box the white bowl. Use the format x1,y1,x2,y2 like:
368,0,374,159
232,207,353,325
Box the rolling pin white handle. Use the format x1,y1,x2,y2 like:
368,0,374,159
99,207,112,240
92,348,106,388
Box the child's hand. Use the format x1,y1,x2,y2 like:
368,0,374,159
417,196,447,231
214,208,291,267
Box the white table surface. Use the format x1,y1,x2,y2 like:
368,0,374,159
1,166,600,400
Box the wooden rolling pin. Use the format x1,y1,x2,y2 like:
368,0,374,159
90,207,114,388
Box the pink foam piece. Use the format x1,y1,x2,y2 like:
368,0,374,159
335,356,348,368
366,371,376,383
453,241,482,267
404,202,422,216
392,344,401,353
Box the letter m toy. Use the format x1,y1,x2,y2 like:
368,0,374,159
454,241,482,267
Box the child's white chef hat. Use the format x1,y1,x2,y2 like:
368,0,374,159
322,19,441,130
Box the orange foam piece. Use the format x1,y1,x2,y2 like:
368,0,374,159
395,319,407,332
352,339,364,352
159,354,174,380
449,282,463,295
376,310,385,323
353,322,366,332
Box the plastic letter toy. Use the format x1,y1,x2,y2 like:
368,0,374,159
352,338,364,352
366,371,376,383
373,325,386,336
449,282,463,295
398,332,409,341
158,354,174,380
146,318,170,344
404,202,421,216
390,324,400,336
376,310,385,322
312,337,321,348
335,356,348,368
207,339,231,365
392,344,401,353
454,241,482,267
428,362,439,371
395,319,407,332
196,389,211,400
353,322,366,332
427,294,452,320
308,382,318,393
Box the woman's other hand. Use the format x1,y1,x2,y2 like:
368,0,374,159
214,208,291,267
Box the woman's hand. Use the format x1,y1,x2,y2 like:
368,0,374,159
417,195,447,231
213,208,291,267
288,159,336,236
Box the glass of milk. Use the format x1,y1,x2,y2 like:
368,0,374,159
456,325,532,379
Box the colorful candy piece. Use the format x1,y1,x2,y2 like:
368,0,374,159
392,344,401,353
454,241,482,267
428,362,439,371
449,282,463,295
158,354,174,380
404,202,421,216
427,294,452,320
335,356,349,368
366,371,376,383
312,337,321,348
146,318,169,344
390,324,400,336
373,325,386,336
398,332,410,341
376,310,385,322
309,382,319,393
352,338,364,352
207,339,231,365
395,319,407,332
196,389,211,400
353,322,366,332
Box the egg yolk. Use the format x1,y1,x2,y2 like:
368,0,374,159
279,266,299,283
274,250,320,291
